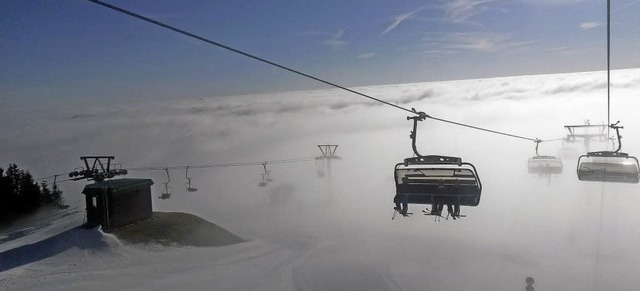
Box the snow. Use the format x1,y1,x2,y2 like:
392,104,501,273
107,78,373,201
2,69,640,290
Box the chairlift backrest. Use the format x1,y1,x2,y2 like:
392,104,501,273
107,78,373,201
577,151,640,183
394,156,482,207
528,156,563,175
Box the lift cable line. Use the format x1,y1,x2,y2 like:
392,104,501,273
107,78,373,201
34,157,316,184
426,115,538,142
85,0,410,115
125,157,316,172
86,0,547,144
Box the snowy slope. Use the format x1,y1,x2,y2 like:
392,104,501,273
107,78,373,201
2,69,640,290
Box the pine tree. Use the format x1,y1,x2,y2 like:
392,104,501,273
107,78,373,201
0,164,66,222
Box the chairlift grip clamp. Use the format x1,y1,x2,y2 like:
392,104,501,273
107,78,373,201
407,108,429,121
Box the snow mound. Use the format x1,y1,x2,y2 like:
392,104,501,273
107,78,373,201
107,212,245,247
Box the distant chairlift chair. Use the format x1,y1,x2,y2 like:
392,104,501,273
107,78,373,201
393,110,482,219
258,162,272,187
528,140,563,175
557,141,580,160
263,162,274,182
258,173,267,187
577,122,639,184
159,168,172,199
185,166,198,192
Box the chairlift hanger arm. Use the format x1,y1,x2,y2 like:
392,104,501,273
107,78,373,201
407,109,429,157
610,121,623,153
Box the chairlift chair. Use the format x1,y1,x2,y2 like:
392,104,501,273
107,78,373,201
527,141,563,175
159,168,173,199
258,173,267,187
395,155,482,207
577,123,640,184
393,110,482,217
528,156,563,175
262,162,274,182
557,143,580,160
185,166,198,192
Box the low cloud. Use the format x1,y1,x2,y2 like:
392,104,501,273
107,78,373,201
357,53,376,60
323,29,348,49
442,0,494,23
442,32,538,53
381,7,426,35
579,22,600,30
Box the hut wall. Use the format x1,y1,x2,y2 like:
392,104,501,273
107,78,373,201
107,187,152,228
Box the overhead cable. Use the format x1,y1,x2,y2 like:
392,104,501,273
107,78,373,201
86,0,545,143
34,157,315,182
126,157,316,172
86,0,413,115
426,115,538,142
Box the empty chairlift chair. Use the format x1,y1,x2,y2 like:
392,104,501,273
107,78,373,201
258,162,270,187
557,141,580,160
577,123,640,184
185,166,198,192
528,156,563,175
528,140,563,175
393,111,482,218
159,168,172,199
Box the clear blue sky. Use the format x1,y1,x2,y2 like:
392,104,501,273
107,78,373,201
1,0,639,107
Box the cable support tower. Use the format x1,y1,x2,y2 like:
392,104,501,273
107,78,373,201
86,0,554,144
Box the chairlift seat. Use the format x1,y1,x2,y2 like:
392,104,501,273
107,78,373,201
528,156,563,175
394,157,482,207
577,151,640,183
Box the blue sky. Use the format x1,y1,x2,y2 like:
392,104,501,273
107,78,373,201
1,0,639,107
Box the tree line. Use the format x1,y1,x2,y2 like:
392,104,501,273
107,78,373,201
0,164,65,223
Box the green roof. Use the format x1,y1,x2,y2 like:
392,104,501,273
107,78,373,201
82,178,154,196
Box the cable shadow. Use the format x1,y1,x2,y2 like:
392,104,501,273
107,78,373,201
0,208,81,245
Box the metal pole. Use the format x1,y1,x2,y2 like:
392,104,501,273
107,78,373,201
607,0,611,138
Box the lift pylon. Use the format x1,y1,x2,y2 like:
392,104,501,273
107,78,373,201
68,156,127,182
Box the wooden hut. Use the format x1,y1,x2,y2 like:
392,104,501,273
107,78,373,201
82,178,154,230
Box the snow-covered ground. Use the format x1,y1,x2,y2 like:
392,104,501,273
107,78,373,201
2,69,640,290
